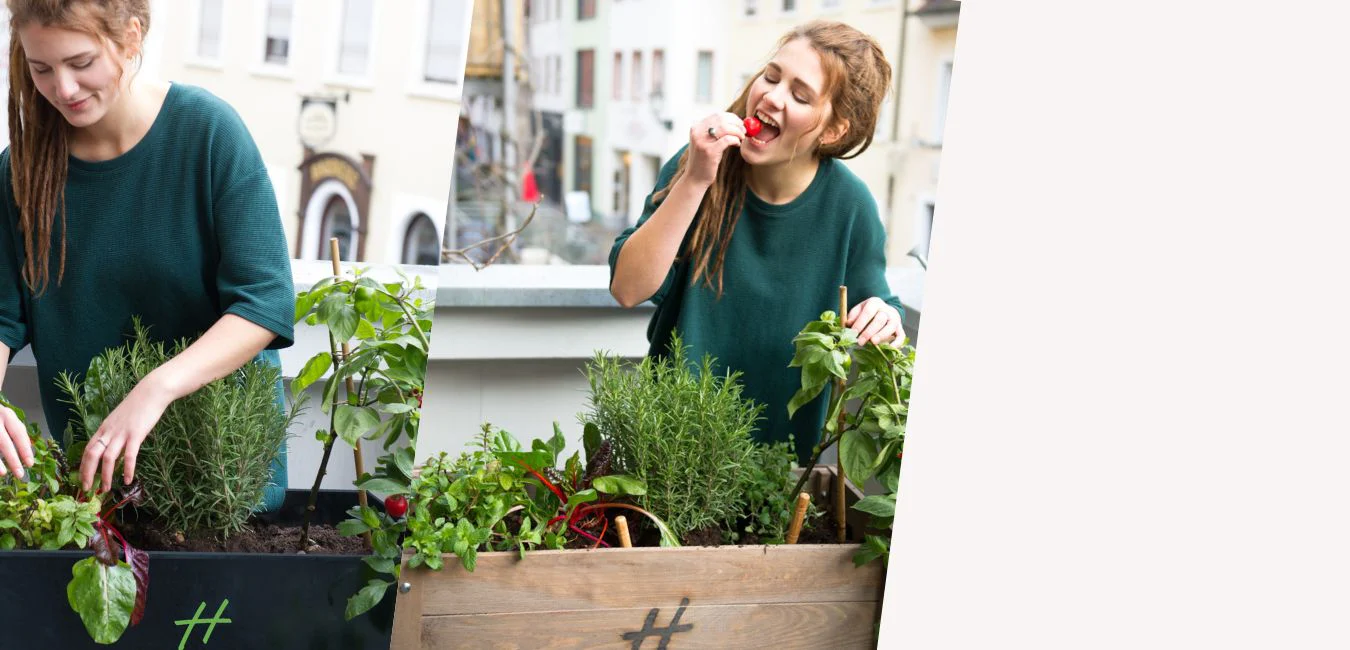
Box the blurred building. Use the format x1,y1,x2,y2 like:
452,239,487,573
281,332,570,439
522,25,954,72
147,0,471,266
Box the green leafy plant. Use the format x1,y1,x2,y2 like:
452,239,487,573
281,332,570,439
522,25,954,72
787,311,915,565
342,423,676,620
580,337,764,542
732,439,820,544
0,394,148,644
290,267,432,549
56,319,293,538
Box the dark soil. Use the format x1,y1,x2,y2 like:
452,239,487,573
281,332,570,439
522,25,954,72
115,517,370,555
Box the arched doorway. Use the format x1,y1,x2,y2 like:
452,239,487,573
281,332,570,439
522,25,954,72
402,212,440,265
319,195,355,261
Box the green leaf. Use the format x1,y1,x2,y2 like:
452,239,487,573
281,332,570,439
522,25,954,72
839,429,878,485
787,382,827,418
334,405,381,445
291,352,333,396
355,318,377,341
344,579,392,621
359,506,381,530
362,555,397,575
566,489,599,509
853,495,896,519
358,477,409,496
323,297,360,342
583,422,602,462
381,402,416,415
592,474,647,497
338,519,372,537
67,556,136,644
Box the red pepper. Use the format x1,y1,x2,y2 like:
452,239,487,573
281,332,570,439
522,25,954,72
744,116,762,137
384,494,408,518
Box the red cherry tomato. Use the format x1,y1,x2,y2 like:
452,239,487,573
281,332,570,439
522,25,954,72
744,116,762,137
385,494,408,519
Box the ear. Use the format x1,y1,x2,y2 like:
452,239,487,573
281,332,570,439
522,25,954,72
821,116,850,148
122,16,145,60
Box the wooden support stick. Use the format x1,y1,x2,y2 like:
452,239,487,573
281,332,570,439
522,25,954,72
786,492,812,544
836,285,848,543
331,238,371,546
615,516,632,548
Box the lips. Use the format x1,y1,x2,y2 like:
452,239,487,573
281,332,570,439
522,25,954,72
65,98,90,110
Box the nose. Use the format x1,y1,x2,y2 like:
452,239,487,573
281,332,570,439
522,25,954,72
763,84,787,112
53,70,80,101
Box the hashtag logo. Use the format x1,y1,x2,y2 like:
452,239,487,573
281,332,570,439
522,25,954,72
175,599,232,650
621,597,693,649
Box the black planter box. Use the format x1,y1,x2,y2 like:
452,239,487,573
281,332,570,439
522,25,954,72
0,490,394,649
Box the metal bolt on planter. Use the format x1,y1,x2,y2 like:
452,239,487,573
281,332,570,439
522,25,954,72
399,582,413,594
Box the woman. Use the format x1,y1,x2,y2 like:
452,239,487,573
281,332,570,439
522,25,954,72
0,0,294,506
610,21,904,464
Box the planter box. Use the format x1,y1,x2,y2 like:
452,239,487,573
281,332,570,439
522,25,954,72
0,490,395,649
391,467,885,649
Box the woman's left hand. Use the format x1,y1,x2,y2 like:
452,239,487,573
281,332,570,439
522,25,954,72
846,297,903,346
80,376,173,493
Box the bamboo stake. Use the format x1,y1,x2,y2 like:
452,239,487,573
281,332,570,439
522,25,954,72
785,492,811,544
836,285,848,543
330,238,371,547
615,515,632,548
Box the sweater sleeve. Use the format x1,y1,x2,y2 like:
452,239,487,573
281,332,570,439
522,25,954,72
844,186,905,320
209,109,296,350
0,152,30,354
608,147,688,306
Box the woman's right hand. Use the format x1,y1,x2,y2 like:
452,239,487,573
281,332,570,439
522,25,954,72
686,113,746,187
1,404,34,480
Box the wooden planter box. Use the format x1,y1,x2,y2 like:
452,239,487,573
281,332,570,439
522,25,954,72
390,467,885,649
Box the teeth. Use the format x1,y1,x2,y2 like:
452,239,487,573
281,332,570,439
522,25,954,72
755,110,778,128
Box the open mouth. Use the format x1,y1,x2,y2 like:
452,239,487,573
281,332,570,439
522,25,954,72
751,110,782,145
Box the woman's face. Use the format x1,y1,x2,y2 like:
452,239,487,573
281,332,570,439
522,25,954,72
18,23,130,129
741,37,840,166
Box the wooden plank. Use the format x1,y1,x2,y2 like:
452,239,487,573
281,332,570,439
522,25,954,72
391,568,426,650
418,601,880,649
411,544,884,616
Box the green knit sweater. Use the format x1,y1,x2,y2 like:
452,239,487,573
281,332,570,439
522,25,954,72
0,83,294,500
611,149,903,464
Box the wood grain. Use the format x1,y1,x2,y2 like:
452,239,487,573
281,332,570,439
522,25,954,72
391,568,426,650
408,544,884,616
416,601,880,649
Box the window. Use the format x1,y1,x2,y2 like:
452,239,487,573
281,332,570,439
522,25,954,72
197,0,224,59
578,0,596,20
319,196,355,262
631,51,643,100
425,0,464,83
574,136,593,193
264,0,293,65
612,151,630,215
651,50,664,96
695,51,713,103
553,56,562,95
820,0,841,8
612,52,623,100
934,60,953,143
338,0,375,75
577,49,595,107
782,0,796,11
744,0,757,17
402,213,441,265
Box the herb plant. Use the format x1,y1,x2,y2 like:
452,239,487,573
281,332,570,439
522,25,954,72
787,310,915,565
580,337,764,541
56,319,293,538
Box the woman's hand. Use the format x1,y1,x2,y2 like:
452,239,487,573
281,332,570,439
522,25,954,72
846,297,903,346
80,374,174,493
686,112,746,187
1,405,35,480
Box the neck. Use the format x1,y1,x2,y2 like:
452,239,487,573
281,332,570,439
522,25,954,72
746,151,822,205
73,78,155,156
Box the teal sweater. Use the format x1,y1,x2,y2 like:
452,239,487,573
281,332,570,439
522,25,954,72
0,83,294,502
611,149,902,464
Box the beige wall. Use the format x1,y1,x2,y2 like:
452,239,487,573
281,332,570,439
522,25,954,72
151,0,464,265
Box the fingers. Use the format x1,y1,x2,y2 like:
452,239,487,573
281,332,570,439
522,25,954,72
99,435,126,494
849,299,882,341
81,433,105,492
122,439,139,487
0,407,32,479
